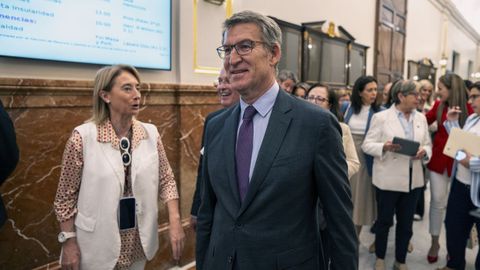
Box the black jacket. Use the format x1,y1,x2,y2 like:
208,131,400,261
0,100,19,228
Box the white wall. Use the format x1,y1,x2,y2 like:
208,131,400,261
0,0,478,84
405,0,479,82
447,20,478,78
237,0,377,75
404,0,444,73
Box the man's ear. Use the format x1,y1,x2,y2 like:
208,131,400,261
269,43,281,66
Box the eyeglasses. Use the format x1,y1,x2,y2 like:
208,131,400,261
405,92,419,97
120,137,131,166
216,40,266,59
307,95,328,103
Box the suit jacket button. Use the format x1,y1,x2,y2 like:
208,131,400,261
227,255,233,263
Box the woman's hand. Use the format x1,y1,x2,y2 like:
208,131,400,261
169,219,185,261
412,148,426,160
459,150,472,169
447,106,462,122
383,141,401,152
61,239,81,270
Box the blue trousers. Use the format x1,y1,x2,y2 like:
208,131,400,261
445,178,480,270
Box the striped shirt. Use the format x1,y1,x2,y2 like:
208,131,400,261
444,114,480,207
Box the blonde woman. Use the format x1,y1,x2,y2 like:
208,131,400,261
54,65,185,270
418,79,434,113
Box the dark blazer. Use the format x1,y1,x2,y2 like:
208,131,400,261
191,108,228,217
0,100,19,228
196,90,357,270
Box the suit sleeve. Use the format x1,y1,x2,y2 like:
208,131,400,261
342,125,360,179
195,123,217,270
315,114,358,270
191,124,207,217
0,101,19,184
420,115,433,163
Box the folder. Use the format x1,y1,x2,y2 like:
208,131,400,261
392,137,420,157
443,128,480,158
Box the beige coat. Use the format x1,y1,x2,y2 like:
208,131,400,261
362,106,432,192
340,122,360,179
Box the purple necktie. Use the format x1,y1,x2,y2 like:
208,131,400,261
236,106,257,202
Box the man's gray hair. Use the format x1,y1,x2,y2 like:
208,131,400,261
277,69,298,84
223,10,282,51
391,80,419,105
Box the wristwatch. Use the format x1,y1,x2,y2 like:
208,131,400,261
58,231,76,243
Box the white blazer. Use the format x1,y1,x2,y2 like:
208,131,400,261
362,106,432,192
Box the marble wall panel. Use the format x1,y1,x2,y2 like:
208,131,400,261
0,78,219,270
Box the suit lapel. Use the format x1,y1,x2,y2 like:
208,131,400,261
386,107,405,138
223,105,242,206
413,113,423,142
238,90,292,216
98,143,124,191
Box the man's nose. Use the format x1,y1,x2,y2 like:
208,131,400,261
228,49,242,65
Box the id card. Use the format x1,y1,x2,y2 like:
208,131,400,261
118,197,136,230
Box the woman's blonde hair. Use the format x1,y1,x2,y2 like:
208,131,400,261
88,64,141,124
418,79,434,105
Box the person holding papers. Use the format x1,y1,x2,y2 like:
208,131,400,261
438,81,480,270
425,73,473,263
362,80,432,270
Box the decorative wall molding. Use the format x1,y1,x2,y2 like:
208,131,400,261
0,78,218,108
430,0,480,43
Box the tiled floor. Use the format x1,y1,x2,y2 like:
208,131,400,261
359,184,478,270
177,184,479,270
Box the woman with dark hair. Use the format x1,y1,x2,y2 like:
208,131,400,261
344,75,382,237
307,83,359,267
425,73,473,263
307,83,359,176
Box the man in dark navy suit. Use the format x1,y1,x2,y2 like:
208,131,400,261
0,100,19,229
196,11,357,270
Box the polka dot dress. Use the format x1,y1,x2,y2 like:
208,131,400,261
54,120,179,268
